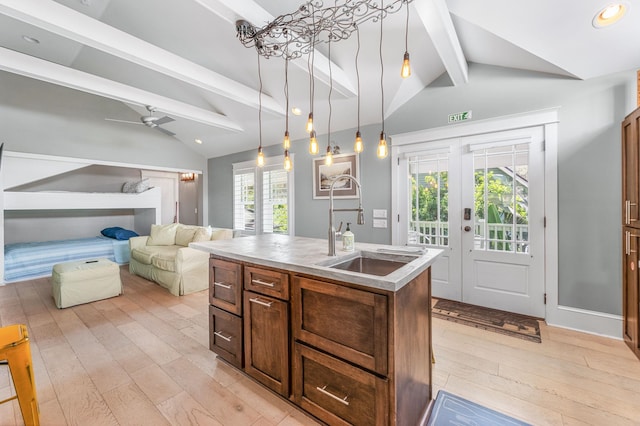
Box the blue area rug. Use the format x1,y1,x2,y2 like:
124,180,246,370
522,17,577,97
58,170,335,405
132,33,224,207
427,391,531,426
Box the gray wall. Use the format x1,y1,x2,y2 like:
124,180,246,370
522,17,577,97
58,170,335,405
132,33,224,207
0,71,207,172
210,63,637,317
208,123,391,244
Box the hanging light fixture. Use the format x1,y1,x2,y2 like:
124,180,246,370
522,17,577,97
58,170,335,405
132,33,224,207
378,1,389,159
306,30,316,134
235,0,413,164
325,36,334,166
354,25,364,154
400,0,411,78
284,149,293,171
256,53,265,167
309,130,319,155
283,59,291,150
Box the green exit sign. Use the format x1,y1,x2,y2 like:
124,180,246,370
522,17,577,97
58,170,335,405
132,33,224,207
448,110,472,123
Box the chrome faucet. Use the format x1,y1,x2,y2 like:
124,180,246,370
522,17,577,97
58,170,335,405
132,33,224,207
328,174,364,256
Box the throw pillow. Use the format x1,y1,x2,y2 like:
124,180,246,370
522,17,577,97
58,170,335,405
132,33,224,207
175,225,198,246
210,228,233,240
122,178,151,193
192,227,213,242
101,226,123,238
147,223,179,246
114,228,139,240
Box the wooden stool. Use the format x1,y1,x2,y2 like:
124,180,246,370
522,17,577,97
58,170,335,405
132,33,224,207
0,324,40,426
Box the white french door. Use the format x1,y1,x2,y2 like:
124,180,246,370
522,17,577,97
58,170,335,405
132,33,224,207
395,126,545,317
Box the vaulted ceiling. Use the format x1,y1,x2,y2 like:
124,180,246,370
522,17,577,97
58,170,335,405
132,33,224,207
0,0,638,158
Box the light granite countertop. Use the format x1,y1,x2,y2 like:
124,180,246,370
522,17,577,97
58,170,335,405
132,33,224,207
190,234,442,292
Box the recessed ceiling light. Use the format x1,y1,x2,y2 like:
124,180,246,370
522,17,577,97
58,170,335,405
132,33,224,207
291,107,302,116
593,3,628,28
195,139,203,144
22,35,40,44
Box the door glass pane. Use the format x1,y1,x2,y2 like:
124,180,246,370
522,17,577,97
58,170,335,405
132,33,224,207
473,144,529,253
408,153,449,246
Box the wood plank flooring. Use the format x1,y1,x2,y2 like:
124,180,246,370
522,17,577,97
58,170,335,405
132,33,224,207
0,267,639,425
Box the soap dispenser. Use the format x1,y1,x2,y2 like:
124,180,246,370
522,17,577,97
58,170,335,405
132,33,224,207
342,222,355,252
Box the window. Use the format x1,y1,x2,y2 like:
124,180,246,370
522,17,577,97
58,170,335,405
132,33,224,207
233,156,294,235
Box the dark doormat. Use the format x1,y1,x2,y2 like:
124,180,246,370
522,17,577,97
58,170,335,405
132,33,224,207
427,390,531,425
432,299,541,343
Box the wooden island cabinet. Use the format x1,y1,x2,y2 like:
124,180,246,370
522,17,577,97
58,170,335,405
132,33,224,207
197,234,441,425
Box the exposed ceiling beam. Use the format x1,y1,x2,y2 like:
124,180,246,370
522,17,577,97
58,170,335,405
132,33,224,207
0,46,243,132
414,0,468,85
0,0,283,115
194,0,357,97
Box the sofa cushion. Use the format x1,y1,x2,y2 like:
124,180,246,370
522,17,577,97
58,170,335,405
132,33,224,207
211,228,233,240
147,223,179,246
192,227,212,242
151,248,181,272
132,245,180,268
175,225,198,246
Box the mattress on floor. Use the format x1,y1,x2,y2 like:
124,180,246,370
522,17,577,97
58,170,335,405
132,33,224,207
4,236,130,283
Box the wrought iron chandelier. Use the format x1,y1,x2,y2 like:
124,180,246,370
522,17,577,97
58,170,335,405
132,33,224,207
236,0,412,60
237,0,413,170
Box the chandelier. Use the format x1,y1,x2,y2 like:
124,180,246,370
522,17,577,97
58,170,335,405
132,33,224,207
237,0,414,169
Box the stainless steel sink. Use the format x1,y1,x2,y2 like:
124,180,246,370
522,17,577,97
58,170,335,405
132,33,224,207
318,249,423,277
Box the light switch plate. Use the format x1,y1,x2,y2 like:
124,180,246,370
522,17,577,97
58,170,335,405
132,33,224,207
373,219,387,228
373,209,387,218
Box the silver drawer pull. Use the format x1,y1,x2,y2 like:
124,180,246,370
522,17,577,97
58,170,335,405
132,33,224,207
213,331,232,342
214,281,232,289
249,297,273,308
316,385,350,406
252,278,275,288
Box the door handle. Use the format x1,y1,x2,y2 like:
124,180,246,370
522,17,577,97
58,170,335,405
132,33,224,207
464,226,472,232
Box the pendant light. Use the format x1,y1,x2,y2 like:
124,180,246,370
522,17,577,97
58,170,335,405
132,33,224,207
256,53,265,167
307,31,319,155
377,1,388,159
283,44,293,170
325,36,334,166
306,31,316,134
309,130,319,155
400,0,411,78
354,25,364,154
283,54,291,151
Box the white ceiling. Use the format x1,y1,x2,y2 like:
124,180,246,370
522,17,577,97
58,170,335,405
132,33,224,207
0,0,638,158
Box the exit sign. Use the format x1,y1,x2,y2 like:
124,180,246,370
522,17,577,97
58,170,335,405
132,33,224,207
448,110,472,123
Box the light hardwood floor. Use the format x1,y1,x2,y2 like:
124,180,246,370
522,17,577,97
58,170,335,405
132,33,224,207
0,267,639,425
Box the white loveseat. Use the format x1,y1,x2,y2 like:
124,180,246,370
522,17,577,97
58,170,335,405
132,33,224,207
129,223,233,296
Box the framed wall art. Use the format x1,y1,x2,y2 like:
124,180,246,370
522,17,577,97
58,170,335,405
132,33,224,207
312,153,359,199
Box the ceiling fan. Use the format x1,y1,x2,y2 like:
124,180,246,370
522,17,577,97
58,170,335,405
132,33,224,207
105,105,176,136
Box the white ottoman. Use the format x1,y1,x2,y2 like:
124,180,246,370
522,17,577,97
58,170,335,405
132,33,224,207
52,259,122,308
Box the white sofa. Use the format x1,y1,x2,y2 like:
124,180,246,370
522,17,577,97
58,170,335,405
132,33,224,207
129,223,233,296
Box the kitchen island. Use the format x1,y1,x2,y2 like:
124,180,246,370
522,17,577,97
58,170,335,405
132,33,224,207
191,234,442,426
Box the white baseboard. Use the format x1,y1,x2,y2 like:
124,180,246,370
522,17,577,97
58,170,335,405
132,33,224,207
546,304,622,339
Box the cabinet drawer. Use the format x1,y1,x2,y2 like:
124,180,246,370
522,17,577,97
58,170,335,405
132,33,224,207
244,265,289,300
209,306,243,368
293,276,388,375
244,291,290,397
210,258,243,315
293,343,388,426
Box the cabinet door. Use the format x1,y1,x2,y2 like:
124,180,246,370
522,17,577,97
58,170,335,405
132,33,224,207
244,265,289,300
292,276,388,375
293,343,388,426
210,258,243,315
623,229,640,356
244,291,290,397
623,109,640,228
209,306,243,368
